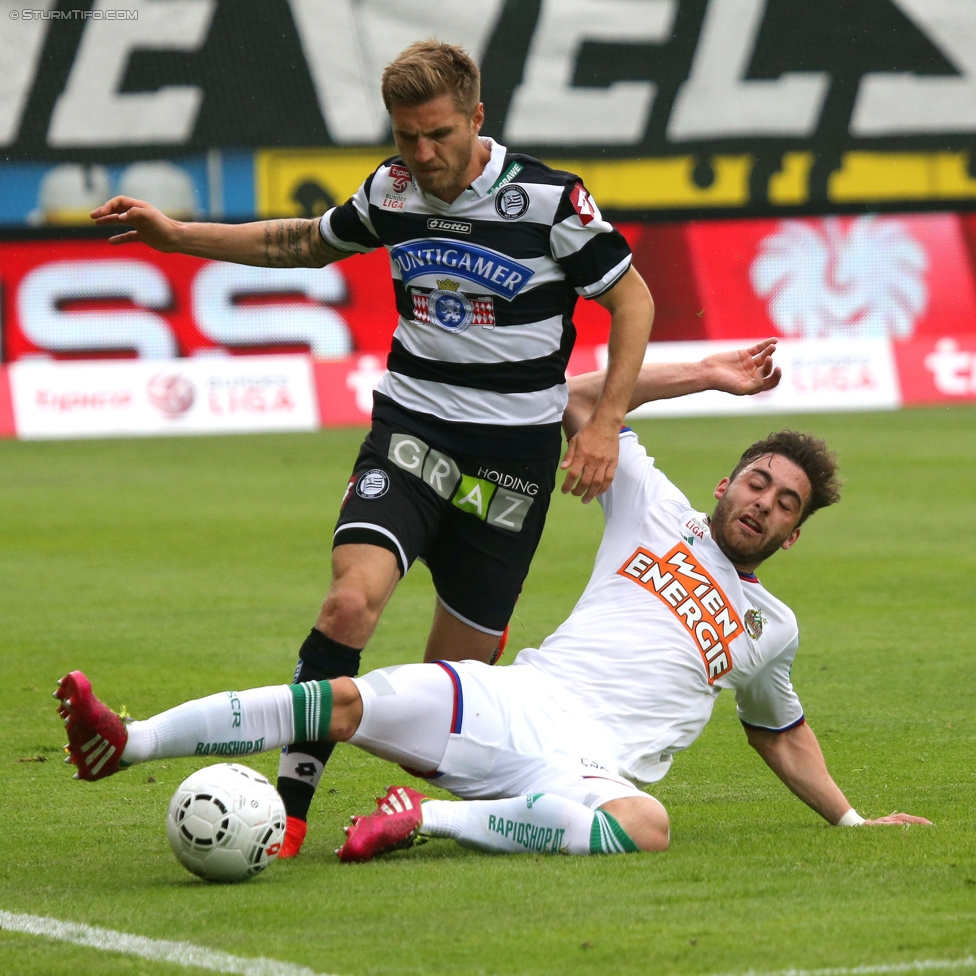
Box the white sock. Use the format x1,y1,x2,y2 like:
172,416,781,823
120,683,329,765
419,794,638,855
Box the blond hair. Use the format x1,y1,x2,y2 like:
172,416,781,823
381,39,481,116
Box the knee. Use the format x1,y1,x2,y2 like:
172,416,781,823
328,677,363,742
601,795,670,853
319,583,377,636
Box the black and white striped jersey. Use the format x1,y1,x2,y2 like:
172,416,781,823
319,138,631,456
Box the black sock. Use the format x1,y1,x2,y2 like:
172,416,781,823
277,629,362,821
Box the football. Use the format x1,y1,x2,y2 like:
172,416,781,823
165,763,286,883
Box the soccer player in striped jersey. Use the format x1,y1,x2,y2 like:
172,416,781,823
91,40,654,856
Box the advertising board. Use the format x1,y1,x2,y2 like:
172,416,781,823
8,353,318,439
3,211,974,361
4,0,976,222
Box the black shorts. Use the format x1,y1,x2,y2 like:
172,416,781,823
334,419,560,634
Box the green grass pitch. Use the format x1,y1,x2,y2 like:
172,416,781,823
1,407,974,976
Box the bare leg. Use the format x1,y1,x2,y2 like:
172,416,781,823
599,795,670,852
423,599,501,664
315,544,401,645
277,543,401,851
328,677,364,741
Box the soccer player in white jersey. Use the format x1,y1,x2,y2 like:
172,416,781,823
89,40,653,855
56,340,930,858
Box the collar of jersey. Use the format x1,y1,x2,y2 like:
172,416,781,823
415,137,507,209
469,137,507,197
738,571,760,583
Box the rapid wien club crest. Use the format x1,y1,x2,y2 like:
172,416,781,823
744,608,766,640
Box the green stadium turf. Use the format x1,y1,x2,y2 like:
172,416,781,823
1,406,974,976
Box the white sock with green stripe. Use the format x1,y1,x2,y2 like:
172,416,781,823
589,809,640,854
419,793,639,856
120,681,332,765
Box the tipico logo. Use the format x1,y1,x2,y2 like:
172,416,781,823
750,216,928,340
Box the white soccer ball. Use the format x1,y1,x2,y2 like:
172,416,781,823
165,763,286,883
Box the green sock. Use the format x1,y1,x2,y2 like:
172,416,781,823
590,809,640,854
289,680,333,743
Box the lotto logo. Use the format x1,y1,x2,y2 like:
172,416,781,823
617,542,741,683
570,183,597,226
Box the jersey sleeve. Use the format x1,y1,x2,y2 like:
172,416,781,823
599,429,689,522
734,635,805,731
318,168,383,254
549,179,631,298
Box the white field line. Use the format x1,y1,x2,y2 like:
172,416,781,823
718,962,976,976
0,911,340,976
2,910,973,976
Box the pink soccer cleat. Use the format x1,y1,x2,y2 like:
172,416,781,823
53,671,128,781
336,785,428,863
278,816,308,859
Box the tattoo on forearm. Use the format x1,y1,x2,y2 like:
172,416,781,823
263,218,333,268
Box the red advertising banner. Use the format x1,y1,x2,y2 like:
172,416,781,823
0,240,386,361
3,215,974,364
0,368,15,437
683,213,976,343
892,334,976,405
3,210,976,441
0,239,618,362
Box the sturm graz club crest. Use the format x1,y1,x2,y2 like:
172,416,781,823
356,468,390,499
494,183,529,219
428,278,474,334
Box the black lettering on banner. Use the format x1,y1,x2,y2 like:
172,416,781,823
4,2,974,216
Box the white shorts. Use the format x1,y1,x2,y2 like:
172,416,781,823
350,660,641,810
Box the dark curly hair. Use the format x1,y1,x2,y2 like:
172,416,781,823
730,431,842,525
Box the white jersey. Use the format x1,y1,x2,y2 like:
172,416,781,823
515,430,804,786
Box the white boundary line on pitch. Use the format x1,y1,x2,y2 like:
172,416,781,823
2,910,974,976
723,956,976,976
0,911,339,976
717,961,976,976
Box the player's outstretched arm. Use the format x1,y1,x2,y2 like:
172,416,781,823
560,267,653,502
90,196,347,268
744,721,932,827
562,338,781,440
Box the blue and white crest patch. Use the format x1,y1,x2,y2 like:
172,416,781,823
428,286,474,333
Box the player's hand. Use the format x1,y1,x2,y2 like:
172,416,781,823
90,196,182,251
703,338,782,396
861,812,933,826
560,419,619,503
